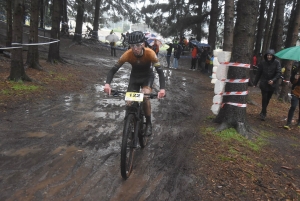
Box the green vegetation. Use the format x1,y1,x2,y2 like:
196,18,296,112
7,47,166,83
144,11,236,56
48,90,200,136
1,81,40,96
214,128,267,151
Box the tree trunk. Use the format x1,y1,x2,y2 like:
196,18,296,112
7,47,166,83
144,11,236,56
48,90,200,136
284,0,298,48
215,0,259,138
61,0,68,33
6,0,13,47
196,1,203,41
279,0,300,101
266,1,277,54
39,0,44,28
270,0,285,52
47,0,61,63
254,0,267,55
26,0,41,70
208,0,219,50
62,0,68,23
9,0,31,82
92,0,101,40
261,0,275,56
73,0,85,43
223,0,234,52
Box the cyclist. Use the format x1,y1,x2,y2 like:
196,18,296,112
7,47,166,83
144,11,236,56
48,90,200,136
104,31,166,136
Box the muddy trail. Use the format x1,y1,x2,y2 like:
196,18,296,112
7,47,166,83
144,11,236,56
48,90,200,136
0,40,213,200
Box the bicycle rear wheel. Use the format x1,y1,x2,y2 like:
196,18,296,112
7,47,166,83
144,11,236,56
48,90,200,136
120,114,135,179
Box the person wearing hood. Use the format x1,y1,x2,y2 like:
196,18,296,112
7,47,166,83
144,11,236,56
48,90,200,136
253,49,281,121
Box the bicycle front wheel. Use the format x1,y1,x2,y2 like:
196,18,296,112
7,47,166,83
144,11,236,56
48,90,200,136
138,114,148,148
120,114,135,179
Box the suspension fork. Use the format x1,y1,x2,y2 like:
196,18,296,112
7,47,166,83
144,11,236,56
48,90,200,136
133,103,143,148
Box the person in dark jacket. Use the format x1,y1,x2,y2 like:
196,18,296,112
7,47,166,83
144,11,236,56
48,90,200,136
284,62,300,129
173,42,182,69
253,49,281,121
166,43,173,68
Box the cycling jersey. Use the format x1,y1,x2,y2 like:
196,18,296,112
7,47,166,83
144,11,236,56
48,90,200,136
106,47,165,90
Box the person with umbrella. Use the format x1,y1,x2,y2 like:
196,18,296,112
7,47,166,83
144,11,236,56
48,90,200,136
109,30,117,57
284,61,300,129
103,31,166,136
253,49,282,121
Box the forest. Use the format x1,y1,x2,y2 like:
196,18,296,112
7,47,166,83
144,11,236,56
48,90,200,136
0,0,300,135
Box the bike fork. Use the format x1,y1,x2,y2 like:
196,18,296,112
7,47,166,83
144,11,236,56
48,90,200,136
132,119,140,148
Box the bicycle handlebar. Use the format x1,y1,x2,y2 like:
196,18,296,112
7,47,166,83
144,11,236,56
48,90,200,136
111,90,158,99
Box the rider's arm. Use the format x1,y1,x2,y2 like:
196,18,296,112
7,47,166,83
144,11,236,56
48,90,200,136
106,62,123,84
153,62,166,98
104,58,126,95
153,64,165,89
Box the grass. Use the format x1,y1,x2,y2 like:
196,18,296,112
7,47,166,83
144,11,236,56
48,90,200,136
1,81,40,96
204,127,268,152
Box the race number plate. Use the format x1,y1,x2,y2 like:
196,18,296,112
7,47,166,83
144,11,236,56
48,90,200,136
125,92,144,102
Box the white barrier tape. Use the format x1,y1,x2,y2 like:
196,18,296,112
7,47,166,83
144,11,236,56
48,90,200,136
213,102,247,107
219,62,250,68
12,39,60,46
220,91,248,96
283,80,290,83
0,46,23,49
0,33,60,50
220,78,249,83
222,102,247,107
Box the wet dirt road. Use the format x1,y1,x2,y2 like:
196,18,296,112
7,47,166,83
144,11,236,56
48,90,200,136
0,51,213,200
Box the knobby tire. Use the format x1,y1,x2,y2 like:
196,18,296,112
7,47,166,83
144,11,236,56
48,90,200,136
120,114,135,179
138,108,148,148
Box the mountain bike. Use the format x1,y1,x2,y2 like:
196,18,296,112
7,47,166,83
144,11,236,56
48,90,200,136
111,90,157,179
83,25,93,39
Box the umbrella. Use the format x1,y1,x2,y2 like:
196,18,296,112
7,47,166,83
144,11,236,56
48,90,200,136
145,33,157,38
189,40,210,48
147,37,162,47
198,43,211,48
105,34,119,43
275,46,300,61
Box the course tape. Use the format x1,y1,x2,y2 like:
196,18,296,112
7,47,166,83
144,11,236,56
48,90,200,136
220,78,249,83
220,91,248,96
213,102,247,108
219,62,250,68
0,32,60,50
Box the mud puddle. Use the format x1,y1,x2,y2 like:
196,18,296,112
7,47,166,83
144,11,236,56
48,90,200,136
0,56,210,201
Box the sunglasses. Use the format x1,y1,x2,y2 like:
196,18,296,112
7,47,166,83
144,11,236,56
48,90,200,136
130,43,143,48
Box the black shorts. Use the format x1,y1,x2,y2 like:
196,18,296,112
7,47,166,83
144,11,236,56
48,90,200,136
127,73,155,92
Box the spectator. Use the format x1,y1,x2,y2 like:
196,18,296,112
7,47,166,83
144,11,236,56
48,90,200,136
190,45,198,71
166,43,173,68
284,62,300,129
197,47,203,70
208,52,214,78
199,47,208,73
253,49,281,121
109,30,116,57
110,41,116,57
173,42,182,69
252,53,257,67
151,39,159,56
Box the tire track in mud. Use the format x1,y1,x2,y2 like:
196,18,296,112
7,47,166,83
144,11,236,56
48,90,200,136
0,49,214,200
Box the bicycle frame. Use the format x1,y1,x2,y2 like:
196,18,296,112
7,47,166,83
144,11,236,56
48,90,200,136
125,102,143,148
111,90,157,147
110,90,157,179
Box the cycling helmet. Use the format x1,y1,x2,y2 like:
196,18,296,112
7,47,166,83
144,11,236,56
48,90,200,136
128,31,145,44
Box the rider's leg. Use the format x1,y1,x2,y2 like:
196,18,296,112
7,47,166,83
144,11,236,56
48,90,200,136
142,86,152,136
